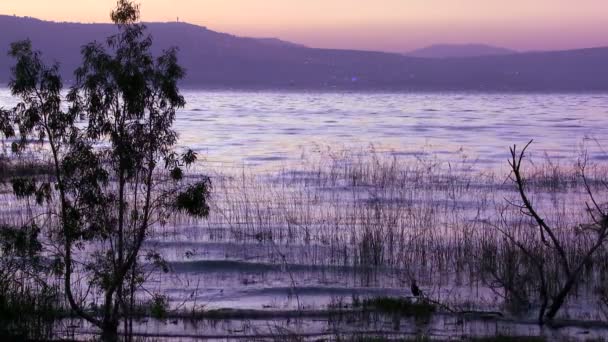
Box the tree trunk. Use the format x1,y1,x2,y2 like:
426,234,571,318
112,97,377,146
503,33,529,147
545,269,583,321
101,320,119,342
545,291,569,320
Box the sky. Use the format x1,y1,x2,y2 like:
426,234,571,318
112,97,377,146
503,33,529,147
1,0,607,53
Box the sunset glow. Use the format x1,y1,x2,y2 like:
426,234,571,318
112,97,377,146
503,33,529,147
1,0,606,52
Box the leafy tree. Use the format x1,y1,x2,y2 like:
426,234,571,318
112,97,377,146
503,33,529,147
3,1,211,340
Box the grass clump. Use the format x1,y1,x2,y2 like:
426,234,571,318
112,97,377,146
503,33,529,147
351,337,430,342
351,336,544,342
0,284,60,340
357,297,436,319
0,156,53,181
470,336,546,342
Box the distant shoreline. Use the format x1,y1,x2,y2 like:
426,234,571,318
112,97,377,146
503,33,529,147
3,84,608,94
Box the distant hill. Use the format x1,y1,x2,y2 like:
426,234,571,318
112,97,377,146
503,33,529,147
1,15,608,91
254,38,307,48
407,44,517,58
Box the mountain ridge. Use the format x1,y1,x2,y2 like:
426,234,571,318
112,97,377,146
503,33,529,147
407,43,517,58
1,15,608,91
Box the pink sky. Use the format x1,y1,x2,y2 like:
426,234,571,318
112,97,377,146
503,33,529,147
1,0,607,52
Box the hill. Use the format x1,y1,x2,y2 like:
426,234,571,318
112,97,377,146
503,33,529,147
407,44,517,58
1,15,607,91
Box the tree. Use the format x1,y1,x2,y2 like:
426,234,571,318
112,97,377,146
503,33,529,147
4,1,211,340
499,141,608,323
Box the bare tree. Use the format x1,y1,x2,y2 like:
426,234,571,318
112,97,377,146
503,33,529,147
501,140,608,323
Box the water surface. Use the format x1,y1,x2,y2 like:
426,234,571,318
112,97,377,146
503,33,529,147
3,89,608,339
2,89,607,169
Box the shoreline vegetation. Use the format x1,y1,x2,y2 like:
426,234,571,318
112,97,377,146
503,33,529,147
1,1,607,341
2,144,608,340
0,155,53,180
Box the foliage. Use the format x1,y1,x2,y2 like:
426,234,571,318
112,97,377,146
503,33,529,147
0,224,59,340
1,0,211,340
0,284,60,341
175,178,211,217
149,294,169,320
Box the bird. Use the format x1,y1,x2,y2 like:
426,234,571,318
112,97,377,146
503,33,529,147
410,280,422,297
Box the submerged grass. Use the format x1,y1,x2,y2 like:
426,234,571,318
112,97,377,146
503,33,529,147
0,284,61,340
469,337,546,342
350,337,431,342
344,335,546,342
2,147,608,338
0,155,53,181
357,297,436,319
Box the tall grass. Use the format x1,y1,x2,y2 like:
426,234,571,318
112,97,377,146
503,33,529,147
1,146,608,335
182,148,608,317
0,283,61,340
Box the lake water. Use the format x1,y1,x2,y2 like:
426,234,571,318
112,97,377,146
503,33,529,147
173,91,608,170
3,89,608,339
3,89,608,170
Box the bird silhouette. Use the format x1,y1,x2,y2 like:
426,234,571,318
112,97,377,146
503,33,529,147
410,280,422,297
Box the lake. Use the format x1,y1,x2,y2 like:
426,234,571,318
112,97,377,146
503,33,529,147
178,91,608,169
2,89,608,340
3,89,607,170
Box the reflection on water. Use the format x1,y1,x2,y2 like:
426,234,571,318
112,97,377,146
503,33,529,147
2,89,607,170
172,91,608,170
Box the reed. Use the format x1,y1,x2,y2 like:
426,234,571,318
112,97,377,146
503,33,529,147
1,146,608,337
